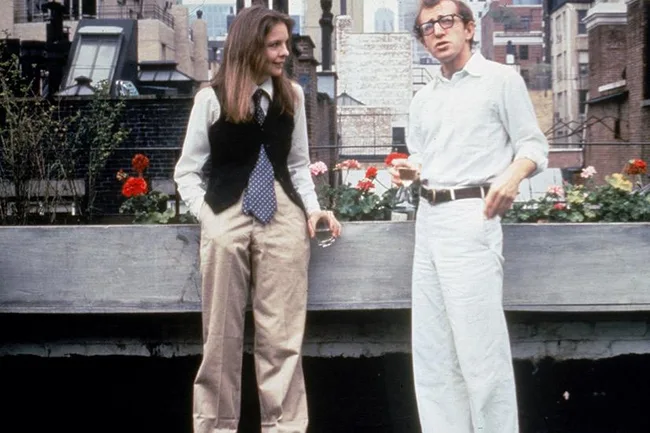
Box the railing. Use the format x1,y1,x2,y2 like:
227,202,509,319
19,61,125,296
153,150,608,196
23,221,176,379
13,3,174,29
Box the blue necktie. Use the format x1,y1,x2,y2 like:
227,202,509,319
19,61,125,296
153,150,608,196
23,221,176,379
242,89,277,224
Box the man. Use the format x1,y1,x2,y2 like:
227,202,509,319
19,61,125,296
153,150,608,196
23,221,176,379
393,1,549,432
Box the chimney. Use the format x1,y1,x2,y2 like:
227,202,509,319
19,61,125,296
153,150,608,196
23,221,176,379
319,0,333,71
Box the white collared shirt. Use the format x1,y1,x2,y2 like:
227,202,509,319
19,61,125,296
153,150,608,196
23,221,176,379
407,52,549,189
173,78,320,218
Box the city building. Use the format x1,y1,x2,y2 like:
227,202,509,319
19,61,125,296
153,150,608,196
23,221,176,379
335,15,412,160
480,0,553,135
548,0,591,144
2,0,208,85
302,0,364,65
183,0,235,39
481,0,546,88
583,0,650,182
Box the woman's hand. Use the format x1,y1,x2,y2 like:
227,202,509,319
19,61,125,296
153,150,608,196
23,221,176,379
307,210,342,239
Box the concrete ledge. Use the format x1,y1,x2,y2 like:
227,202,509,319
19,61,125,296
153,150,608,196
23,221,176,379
0,222,649,313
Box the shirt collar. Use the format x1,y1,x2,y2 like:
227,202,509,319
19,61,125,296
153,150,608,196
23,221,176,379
434,51,487,82
255,77,274,100
463,52,487,77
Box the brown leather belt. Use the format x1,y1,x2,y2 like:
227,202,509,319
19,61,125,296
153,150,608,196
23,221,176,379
420,185,489,206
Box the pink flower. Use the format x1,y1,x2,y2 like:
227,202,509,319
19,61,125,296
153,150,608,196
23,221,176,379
335,159,361,170
580,166,597,179
309,161,328,176
547,185,565,198
553,203,567,210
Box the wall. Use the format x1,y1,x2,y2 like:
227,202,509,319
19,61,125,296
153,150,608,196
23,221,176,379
338,106,393,159
335,15,412,157
56,96,194,214
529,89,554,136
626,0,650,156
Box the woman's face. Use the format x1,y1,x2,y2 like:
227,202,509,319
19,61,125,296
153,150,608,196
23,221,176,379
259,22,290,83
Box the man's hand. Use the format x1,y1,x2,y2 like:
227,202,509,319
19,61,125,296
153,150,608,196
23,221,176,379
484,159,536,219
307,210,342,238
389,159,421,187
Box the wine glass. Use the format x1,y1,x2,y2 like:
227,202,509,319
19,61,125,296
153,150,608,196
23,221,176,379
394,167,418,210
315,219,336,248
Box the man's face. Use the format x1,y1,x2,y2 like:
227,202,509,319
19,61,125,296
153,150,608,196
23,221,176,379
418,0,474,69
261,23,290,80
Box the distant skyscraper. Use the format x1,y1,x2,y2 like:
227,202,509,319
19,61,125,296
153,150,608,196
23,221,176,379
364,0,398,32
183,0,235,39
397,0,435,63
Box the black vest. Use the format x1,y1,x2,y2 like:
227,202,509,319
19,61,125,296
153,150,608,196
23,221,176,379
203,88,306,215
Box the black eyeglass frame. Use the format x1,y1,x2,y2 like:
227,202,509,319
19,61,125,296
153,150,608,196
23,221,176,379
414,14,463,37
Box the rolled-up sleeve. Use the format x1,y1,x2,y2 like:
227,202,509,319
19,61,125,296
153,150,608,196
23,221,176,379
500,71,549,177
287,83,320,215
173,87,218,218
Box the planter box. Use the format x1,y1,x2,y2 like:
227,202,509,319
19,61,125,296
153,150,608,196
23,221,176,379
0,222,649,313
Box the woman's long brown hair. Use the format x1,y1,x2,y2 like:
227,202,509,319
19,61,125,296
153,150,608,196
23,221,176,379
211,5,296,123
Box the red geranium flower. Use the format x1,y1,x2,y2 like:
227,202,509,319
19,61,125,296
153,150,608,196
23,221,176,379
384,152,409,166
132,154,150,175
122,177,148,197
624,159,647,175
356,179,375,192
365,166,378,179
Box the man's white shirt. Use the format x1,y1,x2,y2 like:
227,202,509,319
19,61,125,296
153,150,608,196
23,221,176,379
407,52,549,189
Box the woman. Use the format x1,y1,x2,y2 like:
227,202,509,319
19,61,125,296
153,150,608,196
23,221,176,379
173,5,341,433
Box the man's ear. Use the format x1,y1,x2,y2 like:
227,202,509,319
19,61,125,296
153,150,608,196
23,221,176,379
465,20,476,42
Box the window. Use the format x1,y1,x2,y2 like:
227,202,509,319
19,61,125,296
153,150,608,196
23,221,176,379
520,16,531,31
555,16,563,42
556,54,563,80
65,31,121,88
579,63,588,76
577,10,587,35
578,90,588,114
614,119,621,139
519,45,529,61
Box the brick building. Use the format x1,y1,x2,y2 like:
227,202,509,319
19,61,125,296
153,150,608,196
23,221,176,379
481,0,547,89
583,0,650,183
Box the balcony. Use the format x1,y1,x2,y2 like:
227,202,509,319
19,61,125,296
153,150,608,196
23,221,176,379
14,3,174,29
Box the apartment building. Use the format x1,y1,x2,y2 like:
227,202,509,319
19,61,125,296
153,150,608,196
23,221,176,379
481,0,546,88
548,0,591,144
3,0,208,82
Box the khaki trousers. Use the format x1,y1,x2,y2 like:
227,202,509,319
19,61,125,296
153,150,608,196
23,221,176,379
193,182,310,433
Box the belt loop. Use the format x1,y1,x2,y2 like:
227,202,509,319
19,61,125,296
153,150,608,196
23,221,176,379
449,188,456,201
432,189,436,204
480,186,486,199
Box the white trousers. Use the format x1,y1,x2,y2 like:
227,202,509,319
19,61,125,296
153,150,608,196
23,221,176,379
411,198,518,433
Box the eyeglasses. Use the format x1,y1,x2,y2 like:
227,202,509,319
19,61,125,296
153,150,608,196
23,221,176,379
416,14,461,36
